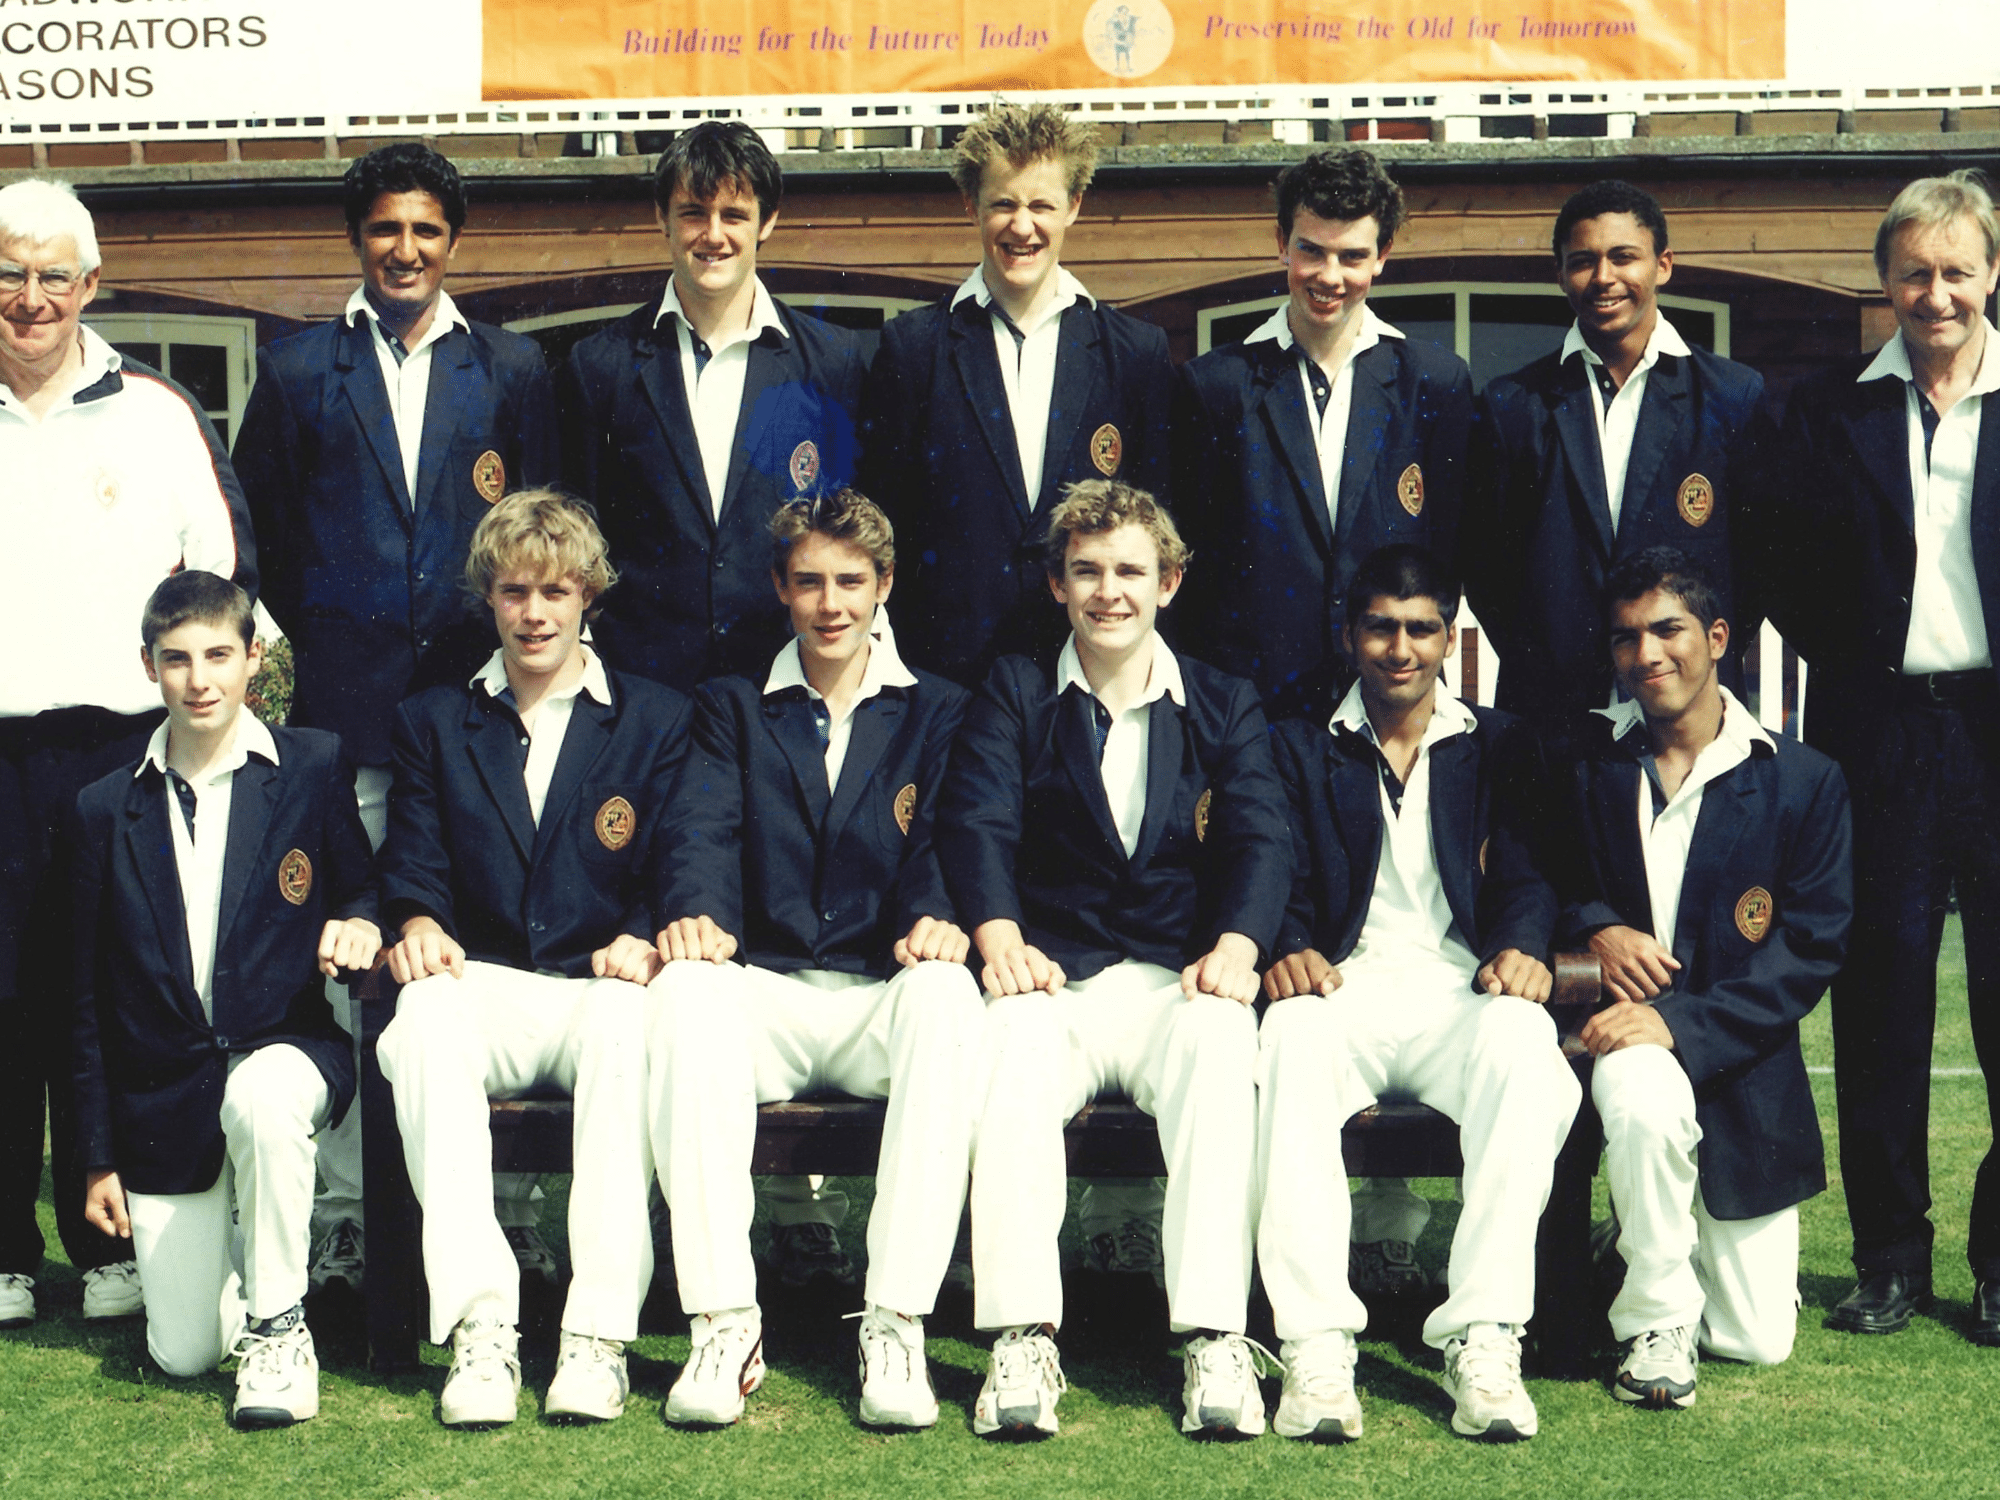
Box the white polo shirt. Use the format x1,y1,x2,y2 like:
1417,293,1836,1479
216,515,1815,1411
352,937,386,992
1857,321,2000,674
1561,313,1693,533
951,265,1094,507
1056,630,1185,859
656,275,789,520
762,611,918,790
137,709,280,1023
1331,680,1481,974
472,646,612,825
1245,302,1404,533
344,284,470,503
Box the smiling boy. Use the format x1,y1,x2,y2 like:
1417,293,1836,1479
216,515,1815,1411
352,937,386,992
72,570,379,1426
937,480,1291,1439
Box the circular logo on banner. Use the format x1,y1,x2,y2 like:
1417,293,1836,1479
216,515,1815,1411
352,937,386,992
1084,0,1173,79
1090,423,1123,477
473,450,506,504
1397,463,1425,517
1193,787,1213,843
278,848,313,906
789,440,821,493
595,796,636,852
1678,473,1715,528
1735,886,1774,943
893,783,917,836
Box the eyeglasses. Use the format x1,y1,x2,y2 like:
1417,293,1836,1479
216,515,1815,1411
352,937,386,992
0,266,83,296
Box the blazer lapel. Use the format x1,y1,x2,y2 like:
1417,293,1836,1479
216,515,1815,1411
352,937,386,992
214,759,279,954
1035,305,1101,511
824,693,904,848
1333,342,1397,553
1551,361,1614,557
1427,733,1481,938
635,321,717,532
948,297,1033,517
411,325,477,519
1131,695,1185,870
335,318,414,523
122,775,197,1012
1053,687,1126,863
1840,373,1917,534
1673,763,1759,969
721,328,794,519
1326,733,1386,896
464,699,538,865
1588,753,1652,927
1254,342,1334,556
763,693,834,831
1618,352,1691,550
530,692,615,867
1972,396,2000,660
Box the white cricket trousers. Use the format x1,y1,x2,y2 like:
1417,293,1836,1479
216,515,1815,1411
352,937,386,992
1257,964,1580,1349
126,1044,329,1376
973,961,1258,1336
654,959,984,1318
1595,1044,1801,1363
376,962,653,1345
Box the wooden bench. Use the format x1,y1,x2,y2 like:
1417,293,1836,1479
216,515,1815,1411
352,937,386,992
359,960,1604,1375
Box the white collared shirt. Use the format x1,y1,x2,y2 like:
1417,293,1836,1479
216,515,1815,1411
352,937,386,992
137,709,281,1022
344,285,469,504
1858,321,2000,674
951,265,1095,507
762,609,918,789
656,275,789,520
1595,685,1774,948
1056,630,1186,859
1246,303,1404,531
472,646,612,824
1330,680,1481,973
1561,313,1693,533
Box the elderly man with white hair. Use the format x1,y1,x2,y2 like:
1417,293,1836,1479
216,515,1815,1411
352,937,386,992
0,178,255,1328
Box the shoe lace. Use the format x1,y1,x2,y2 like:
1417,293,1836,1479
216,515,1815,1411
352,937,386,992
1627,1325,1696,1373
562,1331,624,1367
689,1313,757,1382
455,1320,519,1378
1453,1326,1523,1394
90,1262,140,1287
994,1329,1067,1396
1096,1217,1165,1274
321,1220,364,1265
1194,1332,1284,1384
230,1324,302,1389
850,1309,923,1382
1286,1336,1357,1395
0,1273,30,1292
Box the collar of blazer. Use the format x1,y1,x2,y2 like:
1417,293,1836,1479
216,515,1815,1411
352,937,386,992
458,674,624,866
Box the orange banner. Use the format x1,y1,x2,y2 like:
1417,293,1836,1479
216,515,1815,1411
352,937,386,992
483,0,1784,99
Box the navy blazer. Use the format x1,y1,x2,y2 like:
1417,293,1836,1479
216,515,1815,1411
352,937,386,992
71,726,376,1196
1773,354,2000,766
858,294,1174,685
1268,704,1555,969
379,664,692,978
937,649,1291,982
559,300,866,692
658,667,970,978
1173,333,1474,717
234,315,560,766
1551,717,1852,1220
1468,342,1776,721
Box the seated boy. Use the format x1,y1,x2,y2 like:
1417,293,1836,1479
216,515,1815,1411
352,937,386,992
375,490,692,1427
1556,545,1850,1407
937,480,1292,1439
650,490,983,1430
1257,544,1579,1444
73,570,381,1427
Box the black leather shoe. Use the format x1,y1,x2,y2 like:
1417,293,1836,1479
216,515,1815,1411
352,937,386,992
1827,1270,1933,1334
1971,1280,2000,1347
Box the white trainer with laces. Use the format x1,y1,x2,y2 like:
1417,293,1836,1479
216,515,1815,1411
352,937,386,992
440,1316,522,1427
1613,1324,1698,1410
82,1260,144,1320
231,1314,319,1429
1274,1330,1363,1442
545,1330,629,1423
308,1220,365,1293
854,1305,938,1429
1440,1322,1537,1441
973,1325,1066,1439
1181,1331,1279,1438
0,1272,34,1327
665,1309,766,1427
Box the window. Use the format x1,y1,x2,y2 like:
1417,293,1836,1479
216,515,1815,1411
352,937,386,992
83,312,257,446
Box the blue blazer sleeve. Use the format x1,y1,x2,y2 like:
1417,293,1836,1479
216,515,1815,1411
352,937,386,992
937,667,1031,934
655,684,749,943
1200,682,1291,962
889,680,970,937
379,698,458,938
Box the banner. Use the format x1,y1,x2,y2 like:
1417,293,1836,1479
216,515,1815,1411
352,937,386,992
483,0,1785,99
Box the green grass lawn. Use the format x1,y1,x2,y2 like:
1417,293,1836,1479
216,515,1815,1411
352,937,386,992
4,925,1995,1500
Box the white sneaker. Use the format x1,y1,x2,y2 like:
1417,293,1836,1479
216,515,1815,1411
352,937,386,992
855,1306,938,1429
440,1317,522,1427
308,1220,365,1293
973,1325,1065,1439
665,1310,765,1426
545,1331,629,1423
1613,1324,1698,1410
1181,1331,1278,1438
0,1273,34,1327
231,1311,319,1428
82,1261,143,1320
1441,1323,1537,1441
1274,1330,1363,1442
504,1225,561,1282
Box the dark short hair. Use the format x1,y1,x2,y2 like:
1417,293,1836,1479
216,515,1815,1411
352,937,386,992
343,143,466,240
653,121,782,223
1274,149,1404,246
1552,179,1668,260
770,488,896,579
141,570,255,652
1603,545,1723,629
1345,544,1460,632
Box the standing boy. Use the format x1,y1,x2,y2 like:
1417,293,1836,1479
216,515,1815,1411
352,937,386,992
73,570,380,1426
651,491,983,1430
374,491,691,1426
937,480,1291,1439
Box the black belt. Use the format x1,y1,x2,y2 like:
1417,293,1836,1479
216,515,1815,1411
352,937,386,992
1895,669,2000,708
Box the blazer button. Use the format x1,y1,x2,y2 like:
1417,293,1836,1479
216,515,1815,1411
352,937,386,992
823,910,837,923
214,1034,232,1050
530,921,546,933
714,557,726,571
